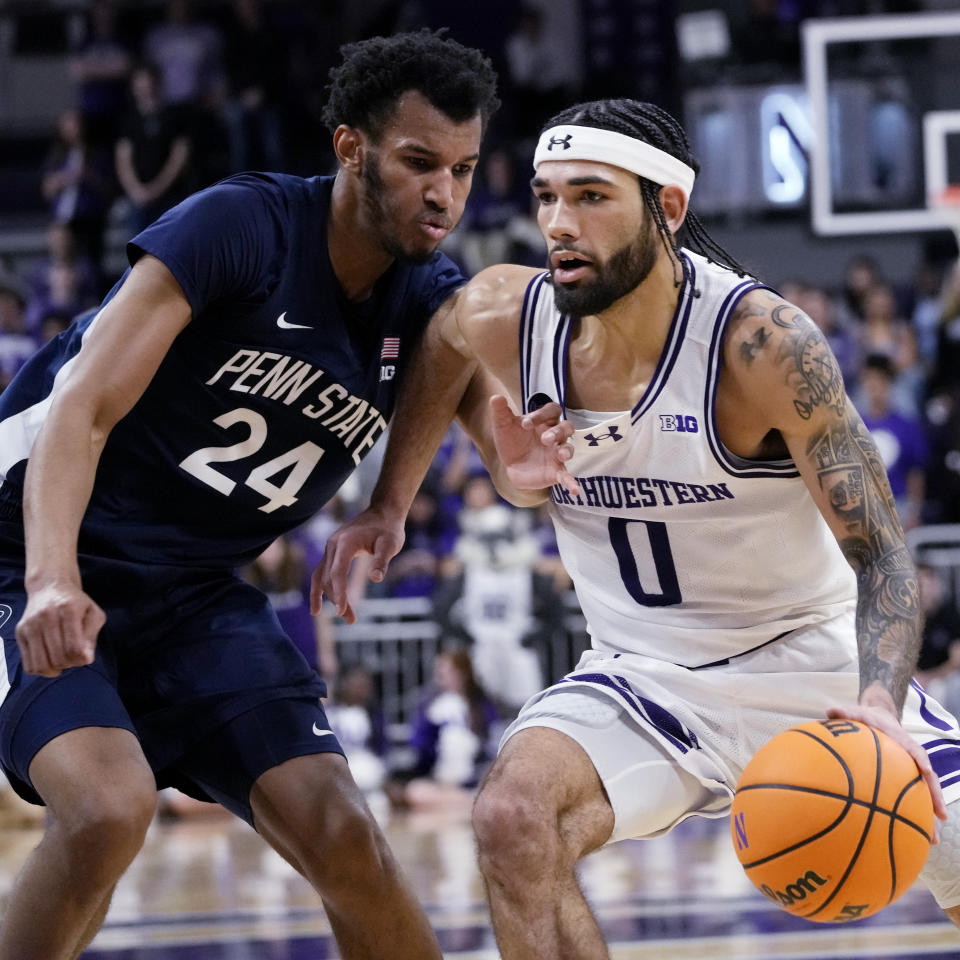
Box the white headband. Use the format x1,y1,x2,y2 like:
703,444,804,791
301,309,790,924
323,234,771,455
533,125,696,197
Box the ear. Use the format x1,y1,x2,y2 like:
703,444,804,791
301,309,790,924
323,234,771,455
658,184,689,235
333,124,364,174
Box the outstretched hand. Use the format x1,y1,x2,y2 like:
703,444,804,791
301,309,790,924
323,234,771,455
490,395,580,498
826,702,948,831
311,508,405,624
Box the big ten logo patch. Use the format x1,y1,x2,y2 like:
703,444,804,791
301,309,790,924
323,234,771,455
659,414,699,434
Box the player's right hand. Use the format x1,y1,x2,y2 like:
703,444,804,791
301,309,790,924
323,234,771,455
490,395,580,497
311,508,406,624
15,581,104,677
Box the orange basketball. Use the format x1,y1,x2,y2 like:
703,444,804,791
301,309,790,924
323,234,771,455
730,719,933,923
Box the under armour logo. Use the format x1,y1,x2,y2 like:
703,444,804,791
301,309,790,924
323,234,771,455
584,426,623,446
547,134,573,151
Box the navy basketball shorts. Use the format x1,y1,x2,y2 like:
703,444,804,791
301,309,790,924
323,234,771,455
0,532,342,826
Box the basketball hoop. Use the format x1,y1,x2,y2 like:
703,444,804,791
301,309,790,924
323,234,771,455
931,184,960,250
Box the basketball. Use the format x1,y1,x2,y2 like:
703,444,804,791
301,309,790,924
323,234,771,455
730,719,934,923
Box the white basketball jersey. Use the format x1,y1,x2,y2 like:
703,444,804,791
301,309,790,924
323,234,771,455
519,250,856,668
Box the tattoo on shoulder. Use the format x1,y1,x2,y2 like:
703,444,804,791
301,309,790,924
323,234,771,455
806,410,920,709
772,305,845,421
738,326,771,366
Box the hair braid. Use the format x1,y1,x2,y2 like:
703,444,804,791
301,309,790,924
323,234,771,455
541,99,748,284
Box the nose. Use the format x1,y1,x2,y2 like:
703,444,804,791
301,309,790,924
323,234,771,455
541,199,578,243
424,168,454,211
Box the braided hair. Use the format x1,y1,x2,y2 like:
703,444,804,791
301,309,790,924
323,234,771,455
542,99,747,281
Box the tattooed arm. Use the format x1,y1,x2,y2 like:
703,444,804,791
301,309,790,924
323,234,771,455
723,289,946,818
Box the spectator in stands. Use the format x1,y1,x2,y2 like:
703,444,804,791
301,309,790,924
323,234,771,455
854,281,924,414
456,147,542,275
504,5,573,138
428,424,487,545
382,488,446,599
857,353,927,529
836,253,884,328
143,0,224,114
388,648,498,811
41,108,113,268
434,474,544,711
243,534,337,682
37,310,73,346
115,62,193,238
931,258,960,398
0,272,35,394
24,223,101,338
143,0,227,184
915,563,960,723
924,382,960,526
222,0,286,173
69,0,133,151
797,280,860,390
326,664,389,795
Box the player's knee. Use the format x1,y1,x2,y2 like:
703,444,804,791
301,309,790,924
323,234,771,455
302,794,391,888
473,779,559,879
51,783,156,877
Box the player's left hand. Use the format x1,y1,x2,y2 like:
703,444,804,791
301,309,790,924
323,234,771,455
490,395,580,498
311,506,405,624
827,699,949,828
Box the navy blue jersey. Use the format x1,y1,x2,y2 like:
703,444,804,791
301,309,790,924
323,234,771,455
0,173,464,567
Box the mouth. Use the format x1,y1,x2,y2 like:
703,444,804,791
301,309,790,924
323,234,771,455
550,249,594,284
418,217,452,242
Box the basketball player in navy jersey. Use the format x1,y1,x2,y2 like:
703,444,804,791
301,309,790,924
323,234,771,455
318,99,960,955
0,31,498,960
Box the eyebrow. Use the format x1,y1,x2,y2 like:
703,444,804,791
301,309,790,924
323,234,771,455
400,142,480,163
530,175,617,188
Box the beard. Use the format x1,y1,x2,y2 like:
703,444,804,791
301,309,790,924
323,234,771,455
550,224,659,318
361,150,436,265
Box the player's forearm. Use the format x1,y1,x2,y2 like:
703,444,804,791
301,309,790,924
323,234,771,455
370,318,476,518
22,398,108,590
830,414,922,713
847,539,921,714
482,458,549,508
458,418,549,507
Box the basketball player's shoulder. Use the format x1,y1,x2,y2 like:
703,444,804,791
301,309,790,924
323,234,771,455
723,287,844,425
724,288,817,377
459,264,542,334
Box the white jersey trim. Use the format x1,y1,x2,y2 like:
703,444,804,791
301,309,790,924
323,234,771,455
631,255,697,425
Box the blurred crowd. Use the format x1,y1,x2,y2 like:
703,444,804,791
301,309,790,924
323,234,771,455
3,0,960,824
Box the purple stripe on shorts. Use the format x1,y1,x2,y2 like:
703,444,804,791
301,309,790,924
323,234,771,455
564,672,695,753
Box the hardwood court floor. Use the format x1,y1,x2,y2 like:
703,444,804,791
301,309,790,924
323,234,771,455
1,800,959,959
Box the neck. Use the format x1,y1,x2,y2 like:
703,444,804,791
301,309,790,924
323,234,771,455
576,248,684,364
328,171,395,302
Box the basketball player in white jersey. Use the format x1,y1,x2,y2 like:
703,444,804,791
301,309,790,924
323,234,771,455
317,99,960,953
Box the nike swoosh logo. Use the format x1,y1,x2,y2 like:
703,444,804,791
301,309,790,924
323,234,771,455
277,311,313,330
312,724,335,737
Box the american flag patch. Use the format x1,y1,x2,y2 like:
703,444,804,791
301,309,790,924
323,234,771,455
381,337,400,360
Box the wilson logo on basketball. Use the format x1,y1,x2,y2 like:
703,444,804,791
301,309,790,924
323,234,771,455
759,869,827,907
